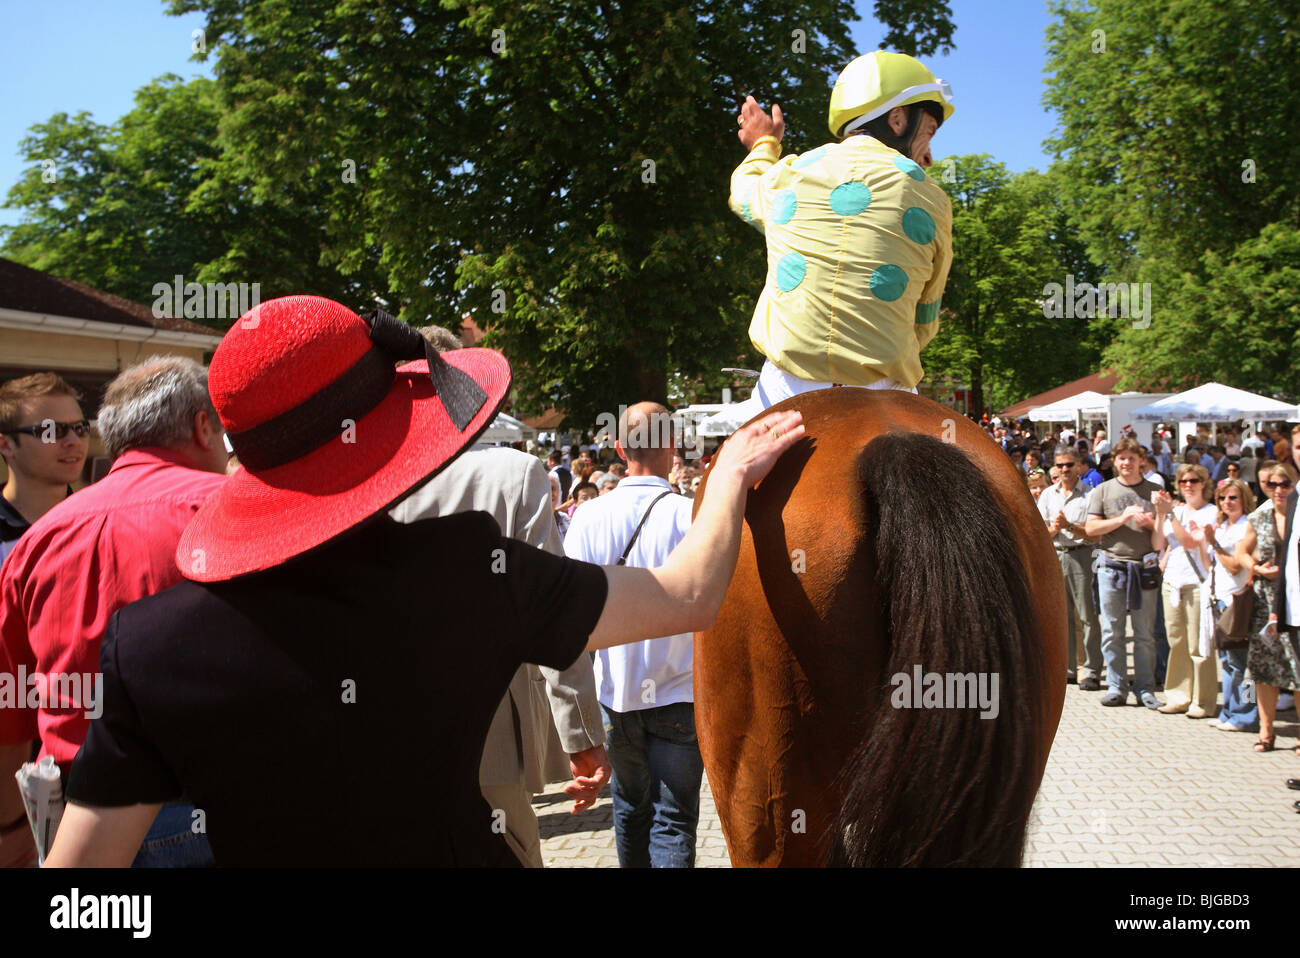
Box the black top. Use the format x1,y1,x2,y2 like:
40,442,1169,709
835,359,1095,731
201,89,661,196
67,511,608,866
0,486,74,543
0,492,31,544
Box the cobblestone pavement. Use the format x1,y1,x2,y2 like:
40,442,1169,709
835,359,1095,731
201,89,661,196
536,684,1299,867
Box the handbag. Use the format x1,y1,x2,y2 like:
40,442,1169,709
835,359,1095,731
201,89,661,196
1210,557,1255,651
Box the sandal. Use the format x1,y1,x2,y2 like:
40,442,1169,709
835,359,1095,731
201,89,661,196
1253,736,1276,752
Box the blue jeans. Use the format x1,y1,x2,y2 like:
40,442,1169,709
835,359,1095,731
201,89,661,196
600,701,703,868
1097,567,1159,696
1218,648,1258,730
131,803,215,868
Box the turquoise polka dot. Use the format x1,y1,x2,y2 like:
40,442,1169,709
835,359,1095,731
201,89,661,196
915,299,941,324
741,188,754,223
792,146,828,170
894,157,926,181
870,264,908,301
775,252,807,292
902,207,936,244
829,181,872,216
771,189,797,225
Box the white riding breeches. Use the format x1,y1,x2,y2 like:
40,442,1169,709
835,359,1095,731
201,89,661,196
725,360,918,425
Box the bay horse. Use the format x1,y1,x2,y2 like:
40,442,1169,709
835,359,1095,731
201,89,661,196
693,388,1066,866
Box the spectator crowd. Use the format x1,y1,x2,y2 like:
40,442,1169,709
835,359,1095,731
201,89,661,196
997,414,1300,815
4,327,1298,869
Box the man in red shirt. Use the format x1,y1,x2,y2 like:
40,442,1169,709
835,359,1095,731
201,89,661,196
0,357,228,866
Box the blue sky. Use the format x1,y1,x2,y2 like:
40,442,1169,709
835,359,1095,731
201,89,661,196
0,0,1059,229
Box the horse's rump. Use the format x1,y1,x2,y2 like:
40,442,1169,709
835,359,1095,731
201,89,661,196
694,389,1066,866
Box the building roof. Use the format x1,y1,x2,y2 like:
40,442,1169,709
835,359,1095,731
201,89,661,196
0,257,217,337
1000,371,1121,419
519,408,564,431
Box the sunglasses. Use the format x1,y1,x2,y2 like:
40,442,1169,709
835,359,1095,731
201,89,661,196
1177,477,1202,484
4,419,90,440
1217,495,1240,502
1265,480,1294,489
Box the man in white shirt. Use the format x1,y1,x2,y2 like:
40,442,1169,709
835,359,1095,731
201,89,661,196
1092,429,1111,457
1040,447,1103,690
564,401,700,866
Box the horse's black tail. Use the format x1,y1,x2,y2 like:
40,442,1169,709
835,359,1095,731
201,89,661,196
827,432,1046,867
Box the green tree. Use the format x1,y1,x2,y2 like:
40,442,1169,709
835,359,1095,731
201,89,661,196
925,156,1105,417
166,0,867,423
1042,0,1299,275
1043,0,1300,396
1102,222,1300,401
167,0,960,425
0,75,390,320
1,77,229,305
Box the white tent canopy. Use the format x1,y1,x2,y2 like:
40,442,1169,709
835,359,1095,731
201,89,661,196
478,412,528,444
1026,390,1110,422
1129,383,1299,422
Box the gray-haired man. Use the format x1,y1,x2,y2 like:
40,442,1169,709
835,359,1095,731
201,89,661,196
0,356,228,867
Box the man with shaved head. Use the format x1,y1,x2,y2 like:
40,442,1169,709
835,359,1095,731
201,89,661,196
563,401,701,867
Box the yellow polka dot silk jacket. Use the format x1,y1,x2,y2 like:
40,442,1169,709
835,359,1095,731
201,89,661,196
729,135,953,388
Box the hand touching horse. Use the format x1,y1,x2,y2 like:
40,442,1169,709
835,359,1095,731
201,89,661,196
694,388,1066,866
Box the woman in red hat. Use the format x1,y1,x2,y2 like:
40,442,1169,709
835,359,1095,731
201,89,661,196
44,295,803,867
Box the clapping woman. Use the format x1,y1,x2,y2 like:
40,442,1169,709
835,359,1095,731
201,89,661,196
1153,464,1218,717
1247,461,1300,751
1200,480,1260,738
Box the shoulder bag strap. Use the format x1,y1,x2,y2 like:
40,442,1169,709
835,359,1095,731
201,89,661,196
616,490,675,566
1177,507,1208,584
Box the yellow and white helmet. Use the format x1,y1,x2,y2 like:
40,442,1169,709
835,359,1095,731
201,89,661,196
828,51,954,139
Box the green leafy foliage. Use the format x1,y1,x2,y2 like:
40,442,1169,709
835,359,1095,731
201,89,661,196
162,0,865,425
1,77,230,307
925,156,1104,416
1042,0,1300,401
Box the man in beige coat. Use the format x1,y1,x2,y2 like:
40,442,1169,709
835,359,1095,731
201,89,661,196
392,442,610,866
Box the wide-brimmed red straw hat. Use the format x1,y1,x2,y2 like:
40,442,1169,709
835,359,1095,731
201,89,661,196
178,294,510,581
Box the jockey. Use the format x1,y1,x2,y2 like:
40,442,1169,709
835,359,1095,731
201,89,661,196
726,51,955,417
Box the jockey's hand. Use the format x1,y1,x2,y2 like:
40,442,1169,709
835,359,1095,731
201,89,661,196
565,745,611,813
712,410,805,489
737,95,785,151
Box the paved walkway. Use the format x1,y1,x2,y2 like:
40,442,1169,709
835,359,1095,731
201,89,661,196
536,685,1299,867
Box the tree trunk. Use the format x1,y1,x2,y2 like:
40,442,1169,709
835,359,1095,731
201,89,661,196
969,362,985,421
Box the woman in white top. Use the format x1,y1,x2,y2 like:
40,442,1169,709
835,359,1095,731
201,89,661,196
1152,464,1219,716
1199,480,1260,737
